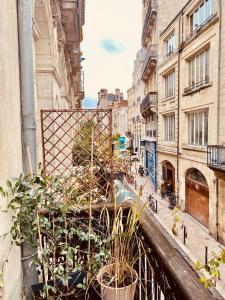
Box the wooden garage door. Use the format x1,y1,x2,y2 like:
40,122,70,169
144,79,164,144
186,179,209,227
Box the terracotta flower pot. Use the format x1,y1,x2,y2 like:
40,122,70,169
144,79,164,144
97,263,138,300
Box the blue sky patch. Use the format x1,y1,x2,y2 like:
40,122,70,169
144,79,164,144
101,38,125,54
82,97,98,109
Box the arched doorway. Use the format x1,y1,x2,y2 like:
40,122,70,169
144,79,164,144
161,161,175,193
186,168,209,227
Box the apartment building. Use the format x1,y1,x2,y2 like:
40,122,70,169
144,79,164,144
127,86,134,148
97,88,124,110
157,0,224,240
140,0,187,190
127,50,146,155
0,1,85,298
112,100,128,149
97,89,128,147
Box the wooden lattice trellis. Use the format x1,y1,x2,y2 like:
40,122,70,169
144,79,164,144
41,109,113,202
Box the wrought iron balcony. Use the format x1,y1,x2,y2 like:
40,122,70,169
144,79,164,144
142,0,157,47
207,145,225,173
141,44,157,82
140,92,157,118
183,77,210,95
184,14,217,47
36,204,216,300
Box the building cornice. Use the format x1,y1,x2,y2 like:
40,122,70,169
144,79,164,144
36,67,63,88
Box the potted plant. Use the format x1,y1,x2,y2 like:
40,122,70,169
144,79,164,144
96,200,146,300
0,171,110,299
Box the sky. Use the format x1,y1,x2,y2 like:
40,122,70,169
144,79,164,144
81,0,142,108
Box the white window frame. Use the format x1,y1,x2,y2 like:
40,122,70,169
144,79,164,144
164,114,175,142
166,33,175,55
188,48,209,87
165,71,175,98
190,0,212,33
188,110,208,146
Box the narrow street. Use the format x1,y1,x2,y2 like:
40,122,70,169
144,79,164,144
130,162,225,296
2,0,225,299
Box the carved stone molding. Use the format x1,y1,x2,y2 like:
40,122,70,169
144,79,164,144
50,0,59,28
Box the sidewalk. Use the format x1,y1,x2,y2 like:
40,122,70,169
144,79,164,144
132,166,225,297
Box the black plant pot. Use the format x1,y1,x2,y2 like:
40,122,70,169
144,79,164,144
168,195,177,210
31,272,86,300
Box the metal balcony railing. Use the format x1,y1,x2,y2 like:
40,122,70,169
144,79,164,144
142,0,157,46
140,92,157,118
141,44,157,81
184,77,209,95
37,205,218,300
207,145,225,172
184,14,216,46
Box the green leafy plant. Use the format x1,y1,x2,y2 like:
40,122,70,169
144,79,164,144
97,199,147,289
0,170,112,299
195,250,225,288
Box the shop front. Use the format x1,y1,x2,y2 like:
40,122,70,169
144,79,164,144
145,141,157,191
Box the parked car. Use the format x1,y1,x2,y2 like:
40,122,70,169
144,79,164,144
130,152,139,161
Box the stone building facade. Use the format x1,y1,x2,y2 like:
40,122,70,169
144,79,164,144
127,49,146,155
157,0,225,240
97,88,124,110
34,0,85,160
140,0,187,190
112,100,128,148
97,89,128,147
0,1,85,299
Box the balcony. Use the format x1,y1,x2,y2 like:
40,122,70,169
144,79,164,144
183,77,210,96
207,145,225,177
141,44,157,82
35,204,215,300
142,0,157,47
140,92,157,118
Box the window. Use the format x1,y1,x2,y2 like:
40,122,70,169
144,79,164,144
188,110,208,146
165,71,175,98
188,48,209,87
166,33,175,55
190,0,212,32
165,114,175,141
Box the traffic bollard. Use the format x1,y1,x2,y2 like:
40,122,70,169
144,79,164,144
205,246,208,265
183,226,187,245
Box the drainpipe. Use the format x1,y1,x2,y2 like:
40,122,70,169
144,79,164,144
17,0,38,299
216,0,222,240
177,14,183,206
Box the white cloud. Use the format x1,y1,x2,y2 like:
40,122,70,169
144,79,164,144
81,0,142,106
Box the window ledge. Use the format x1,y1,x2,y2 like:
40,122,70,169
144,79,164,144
182,144,207,152
162,95,175,102
184,13,219,48
183,82,212,96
